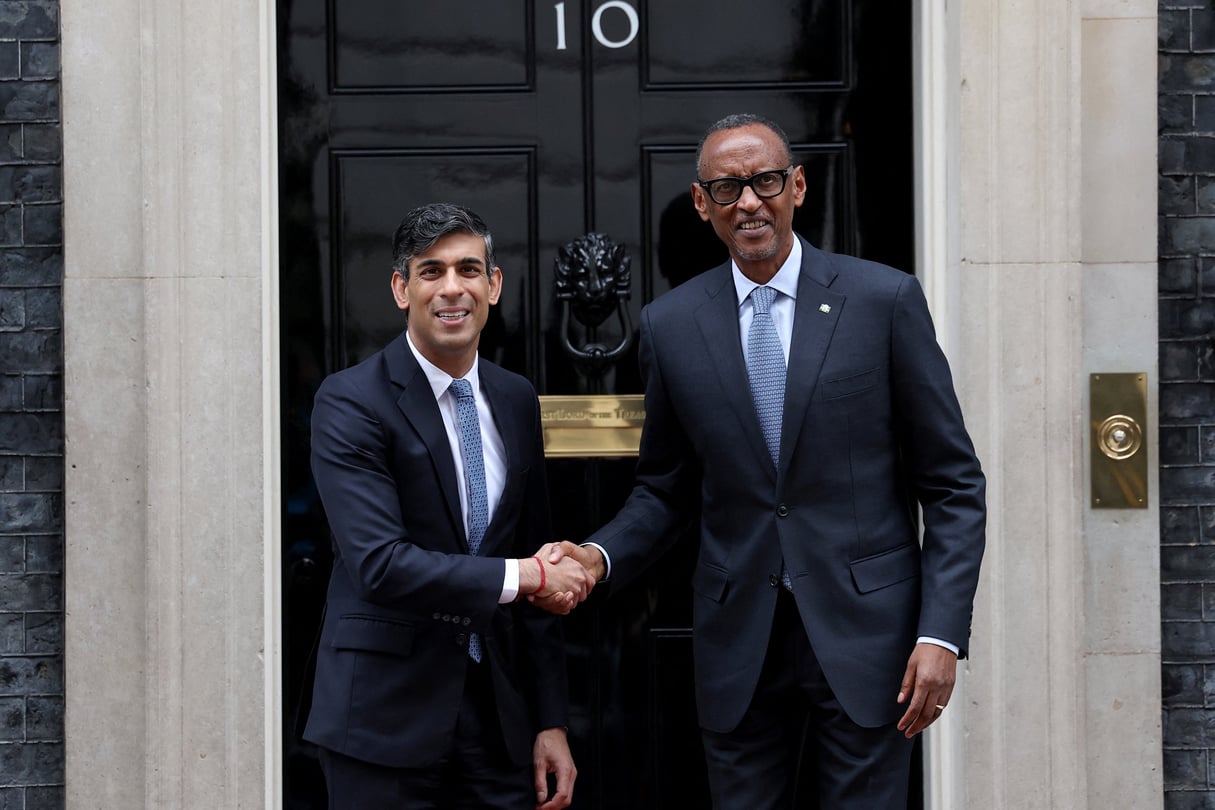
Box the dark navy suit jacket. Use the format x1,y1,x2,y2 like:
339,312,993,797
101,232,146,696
303,333,567,768
587,236,986,732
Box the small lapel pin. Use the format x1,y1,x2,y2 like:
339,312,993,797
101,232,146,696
818,303,832,314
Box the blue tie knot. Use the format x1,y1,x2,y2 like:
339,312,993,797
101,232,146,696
752,285,776,316
450,377,474,400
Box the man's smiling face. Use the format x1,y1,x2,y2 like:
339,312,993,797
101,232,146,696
392,231,502,378
692,123,806,284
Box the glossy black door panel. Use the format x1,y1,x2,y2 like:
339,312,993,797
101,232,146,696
643,0,847,88
278,1,912,807
331,1,534,91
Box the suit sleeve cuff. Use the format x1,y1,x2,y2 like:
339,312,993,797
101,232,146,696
499,558,518,604
917,636,959,655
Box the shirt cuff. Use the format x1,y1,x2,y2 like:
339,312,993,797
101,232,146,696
917,636,959,656
582,542,612,580
499,558,519,604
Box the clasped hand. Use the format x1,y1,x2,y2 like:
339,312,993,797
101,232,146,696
520,541,603,615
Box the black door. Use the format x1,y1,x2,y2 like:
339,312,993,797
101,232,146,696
278,2,913,807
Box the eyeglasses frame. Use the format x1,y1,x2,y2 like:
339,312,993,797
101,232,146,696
695,166,796,206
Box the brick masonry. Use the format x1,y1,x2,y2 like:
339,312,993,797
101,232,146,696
0,1,62,807
1161,2,1215,807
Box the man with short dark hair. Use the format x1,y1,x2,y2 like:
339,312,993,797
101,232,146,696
551,114,986,809
304,202,590,809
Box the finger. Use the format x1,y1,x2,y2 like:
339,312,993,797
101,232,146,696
558,540,587,568
903,691,947,737
896,704,919,734
527,593,571,615
909,703,942,737
539,763,574,810
896,662,916,705
896,684,927,733
533,760,549,804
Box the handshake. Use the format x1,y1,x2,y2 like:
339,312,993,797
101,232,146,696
516,541,606,615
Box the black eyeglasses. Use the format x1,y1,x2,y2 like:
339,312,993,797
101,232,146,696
696,167,794,206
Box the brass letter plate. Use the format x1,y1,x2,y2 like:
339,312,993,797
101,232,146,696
539,394,645,458
1090,373,1147,508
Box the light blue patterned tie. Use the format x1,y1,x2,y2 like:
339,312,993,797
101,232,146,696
746,286,792,590
450,378,486,662
747,286,785,467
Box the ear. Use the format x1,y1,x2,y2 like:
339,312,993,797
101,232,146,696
391,270,409,311
790,165,807,209
690,182,711,222
487,266,503,305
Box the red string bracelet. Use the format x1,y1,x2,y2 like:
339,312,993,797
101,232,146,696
530,555,546,595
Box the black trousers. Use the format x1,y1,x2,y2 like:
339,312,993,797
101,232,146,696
318,661,533,810
701,588,915,810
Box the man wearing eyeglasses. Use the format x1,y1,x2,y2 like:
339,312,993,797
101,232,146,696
548,114,986,809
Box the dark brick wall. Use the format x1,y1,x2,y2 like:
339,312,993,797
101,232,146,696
0,1,62,808
1161,2,1215,807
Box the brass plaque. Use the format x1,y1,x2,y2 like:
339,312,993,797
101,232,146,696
539,395,645,458
1090,373,1148,508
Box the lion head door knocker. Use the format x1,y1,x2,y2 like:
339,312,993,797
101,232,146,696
554,232,633,384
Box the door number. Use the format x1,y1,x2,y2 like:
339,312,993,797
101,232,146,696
554,1,640,50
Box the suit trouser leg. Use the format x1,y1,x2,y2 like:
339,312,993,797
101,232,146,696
319,745,420,809
448,660,534,810
317,661,533,810
701,588,914,810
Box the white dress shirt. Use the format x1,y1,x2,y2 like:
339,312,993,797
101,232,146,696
406,334,520,603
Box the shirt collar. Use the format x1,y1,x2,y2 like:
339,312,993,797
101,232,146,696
731,236,803,309
405,332,481,401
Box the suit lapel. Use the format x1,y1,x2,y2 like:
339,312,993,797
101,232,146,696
385,335,465,547
693,265,777,479
476,362,520,553
780,238,844,474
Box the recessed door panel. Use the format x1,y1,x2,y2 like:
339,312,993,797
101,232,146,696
642,0,848,87
331,0,533,91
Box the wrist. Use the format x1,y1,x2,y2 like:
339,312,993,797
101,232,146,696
517,557,539,595
586,546,607,581
529,555,546,595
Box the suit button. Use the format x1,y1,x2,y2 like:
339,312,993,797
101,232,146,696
432,612,440,620
777,504,789,517
442,614,451,622
455,633,467,646
462,617,471,626
769,574,779,588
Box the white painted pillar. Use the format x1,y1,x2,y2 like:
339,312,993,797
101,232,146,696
934,0,1162,806
61,0,280,806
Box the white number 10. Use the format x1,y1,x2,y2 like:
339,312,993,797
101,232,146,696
554,1,640,50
